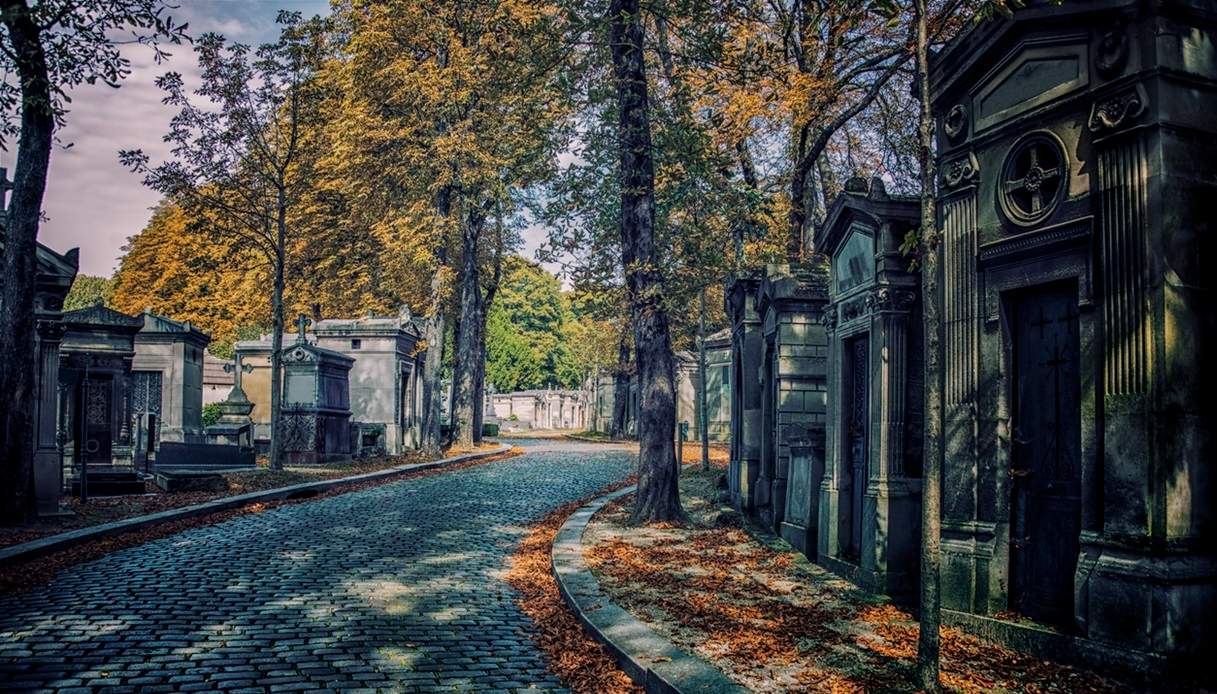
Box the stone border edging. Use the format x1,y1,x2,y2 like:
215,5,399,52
0,445,511,566
562,434,633,444
551,486,748,694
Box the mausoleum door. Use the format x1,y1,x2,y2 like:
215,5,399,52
81,374,114,466
1009,281,1081,628
843,335,869,562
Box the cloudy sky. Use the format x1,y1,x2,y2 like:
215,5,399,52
24,0,553,279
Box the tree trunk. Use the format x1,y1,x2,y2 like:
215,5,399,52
451,207,482,450
913,1,942,689
698,288,710,471
610,337,630,438
268,233,286,471
420,192,451,457
609,0,683,525
0,0,54,524
788,152,814,262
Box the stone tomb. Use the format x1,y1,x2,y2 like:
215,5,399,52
755,264,829,550
0,236,78,513
131,311,210,461
815,180,923,598
928,0,1214,657
702,328,732,443
58,305,144,495
281,321,354,465
313,308,426,455
725,272,763,511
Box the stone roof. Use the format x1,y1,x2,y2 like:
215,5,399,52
63,304,143,330
137,310,211,346
203,351,234,386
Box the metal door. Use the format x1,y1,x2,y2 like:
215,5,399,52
1010,282,1082,627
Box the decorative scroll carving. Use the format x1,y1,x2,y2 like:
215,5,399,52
36,319,66,341
821,307,838,333
867,288,916,313
840,296,869,322
1087,84,1146,133
943,104,968,142
1095,27,1129,79
281,412,318,451
942,152,980,190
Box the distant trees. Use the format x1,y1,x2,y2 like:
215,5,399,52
63,275,114,311
484,257,580,393
0,0,186,524
122,11,327,470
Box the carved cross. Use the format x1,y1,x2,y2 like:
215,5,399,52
295,313,312,343
223,353,255,394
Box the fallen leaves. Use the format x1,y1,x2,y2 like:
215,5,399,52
583,468,1131,694
505,480,642,694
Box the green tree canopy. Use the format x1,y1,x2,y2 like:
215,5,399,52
485,256,582,392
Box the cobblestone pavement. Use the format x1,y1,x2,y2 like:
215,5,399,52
0,439,636,694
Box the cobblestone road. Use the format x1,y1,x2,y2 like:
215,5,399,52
0,439,636,694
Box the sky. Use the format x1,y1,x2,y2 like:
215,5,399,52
23,0,554,279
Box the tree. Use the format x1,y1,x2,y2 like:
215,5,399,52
122,12,326,470
609,0,683,524
325,0,567,453
912,1,942,686
0,0,185,523
484,257,578,392
63,275,114,311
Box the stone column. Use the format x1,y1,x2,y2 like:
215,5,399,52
33,318,66,515
817,307,841,562
861,287,921,593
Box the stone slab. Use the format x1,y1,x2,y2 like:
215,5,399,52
551,484,749,694
0,445,510,566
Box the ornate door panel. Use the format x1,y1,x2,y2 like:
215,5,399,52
131,370,163,449
1010,282,1082,627
82,375,113,465
844,336,869,561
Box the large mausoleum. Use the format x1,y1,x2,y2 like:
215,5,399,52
928,0,1214,658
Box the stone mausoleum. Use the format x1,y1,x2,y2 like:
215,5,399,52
313,308,426,455
928,0,1214,659
815,180,923,598
131,310,210,452
726,271,763,511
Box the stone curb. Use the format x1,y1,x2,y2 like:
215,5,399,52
562,434,634,444
0,445,512,566
551,486,748,694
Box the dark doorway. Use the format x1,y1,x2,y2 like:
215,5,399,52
1009,281,1082,627
842,335,869,562
80,375,114,466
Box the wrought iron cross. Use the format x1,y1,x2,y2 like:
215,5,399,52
295,313,312,343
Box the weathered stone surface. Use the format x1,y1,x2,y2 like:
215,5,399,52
0,439,636,693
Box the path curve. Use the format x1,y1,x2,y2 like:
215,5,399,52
0,439,635,693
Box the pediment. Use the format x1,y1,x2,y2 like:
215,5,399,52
973,37,1088,133
63,304,142,329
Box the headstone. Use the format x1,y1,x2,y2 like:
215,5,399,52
928,2,1215,656
815,182,922,597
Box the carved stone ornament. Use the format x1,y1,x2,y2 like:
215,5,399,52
943,104,968,142
867,287,916,312
840,296,869,322
942,151,980,189
36,318,66,340
283,346,315,363
821,307,838,332
1087,84,1147,133
1095,27,1129,79
999,130,1068,228
281,412,318,452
